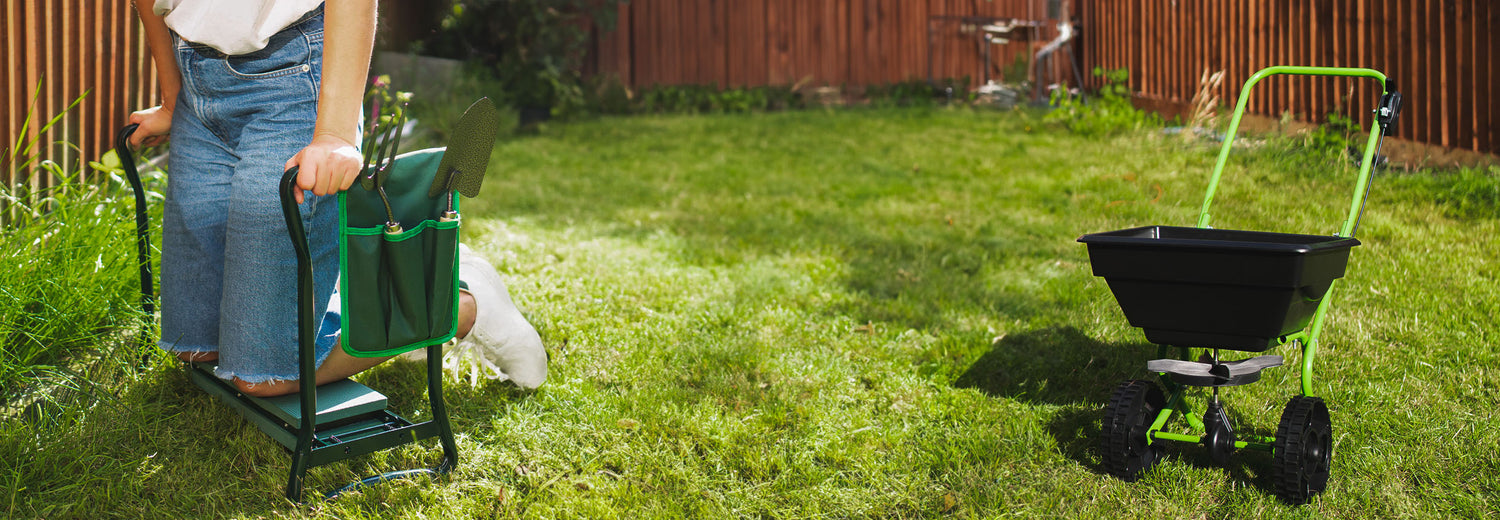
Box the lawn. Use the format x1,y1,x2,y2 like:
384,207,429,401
2,107,1497,518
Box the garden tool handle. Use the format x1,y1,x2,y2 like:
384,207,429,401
277,166,320,445
114,124,155,318
1197,66,1398,238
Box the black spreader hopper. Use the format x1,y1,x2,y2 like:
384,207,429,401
1078,226,1359,352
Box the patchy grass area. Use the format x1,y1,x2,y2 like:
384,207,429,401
3,108,1497,518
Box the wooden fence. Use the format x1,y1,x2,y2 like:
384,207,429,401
593,0,1496,155
5,0,1496,190
2,0,158,192
591,0,1071,90
1078,0,1497,155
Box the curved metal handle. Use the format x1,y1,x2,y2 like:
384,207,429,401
114,124,156,317
1198,66,1397,238
278,166,319,497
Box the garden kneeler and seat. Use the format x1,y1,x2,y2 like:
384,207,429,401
115,98,502,501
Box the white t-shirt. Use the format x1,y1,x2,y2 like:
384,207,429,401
154,0,324,55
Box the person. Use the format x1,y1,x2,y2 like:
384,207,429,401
128,0,547,396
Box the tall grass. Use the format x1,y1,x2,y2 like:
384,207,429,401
0,153,155,407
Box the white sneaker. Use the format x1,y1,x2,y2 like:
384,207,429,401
405,244,547,388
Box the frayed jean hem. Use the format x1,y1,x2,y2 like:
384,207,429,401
158,341,215,355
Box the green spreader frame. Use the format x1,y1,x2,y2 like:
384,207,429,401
115,126,461,502
1149,66,1396,452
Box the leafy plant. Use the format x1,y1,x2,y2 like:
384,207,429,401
1045,67,1158,137
863,77,970,108
1302,112,1360,158
363,75,412,132
418,0,626,118
585,74,634,115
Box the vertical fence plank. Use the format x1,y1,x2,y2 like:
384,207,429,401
1441,0,1456,148
689,0,706,84
666,0,682,85
1350,0,1362,119
1167,0,1178,101
1287,0,1299,118
1316,0,1325,119
40,0,53,191
1227,0,1238,110
1313,0,1325,120
860,0,885,86
880,0,901,83
795,0,812,84
108,0,122,143
651,0,668,86
81,0,97,178
677,0,691,84
848,0,866,86
29,0,45,191
1434,0,1446,148
1148,0,1159,97
4,0,17,190
624,1,643,85
1266,0,1276,114
725,0,763,87
1476,0,1488,152
765,0,785,84
1486,0,1497,152
1355,0,1367,124
1424,0,1437,145
1409,0,1424,142
827,0,847,88
710,0,727,87
1445,0,1460,149
1250,0,1262,113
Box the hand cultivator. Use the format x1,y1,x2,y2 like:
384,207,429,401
1078,66,1402,504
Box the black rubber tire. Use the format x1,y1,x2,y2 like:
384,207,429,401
1100,379,1167,481
1272,396,1333,504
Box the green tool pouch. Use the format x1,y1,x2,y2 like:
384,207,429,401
338,148,460,357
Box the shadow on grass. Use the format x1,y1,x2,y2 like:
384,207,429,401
953,327,1290,492
953,326,1149,406
359,358,541,427
23,360,540,516
953,326,1146,473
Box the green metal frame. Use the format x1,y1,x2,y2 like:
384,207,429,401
277,167,458,501
115,125,459,502
1144,66,1395,450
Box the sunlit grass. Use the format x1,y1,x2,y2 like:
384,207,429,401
2,107,1496,518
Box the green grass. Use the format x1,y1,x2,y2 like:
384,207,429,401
2,107,1498,518
0,170,150,407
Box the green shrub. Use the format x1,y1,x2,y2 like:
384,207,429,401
416,0,626,117
1302,112,1360,159
1045,67,1159,137
863,77,969,108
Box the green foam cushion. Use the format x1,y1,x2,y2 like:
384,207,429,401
246,378,388,425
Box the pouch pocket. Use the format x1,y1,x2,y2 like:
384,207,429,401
341,220,459,356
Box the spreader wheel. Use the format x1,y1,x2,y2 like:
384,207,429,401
1272,396,1333,504
1100,379,1166,481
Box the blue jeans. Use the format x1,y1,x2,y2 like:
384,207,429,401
160,8,340,383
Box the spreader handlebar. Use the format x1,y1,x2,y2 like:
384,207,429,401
1197,66,1400,239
